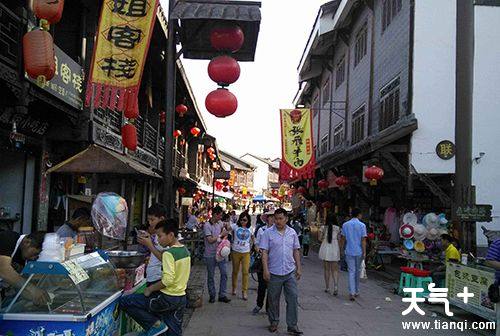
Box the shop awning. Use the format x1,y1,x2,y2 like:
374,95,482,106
198,183,234,199
47,144,161,178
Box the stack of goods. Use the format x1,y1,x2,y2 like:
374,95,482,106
38,233,63,262
399,212,449,256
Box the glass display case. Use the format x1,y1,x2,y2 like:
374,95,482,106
0,251,123,336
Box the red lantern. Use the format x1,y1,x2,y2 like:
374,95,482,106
367,233,376,240
34,0,65,24
297,186,307,195
335,176,350,188
222,187,229,193
122,124,137,151
208,55,241,86
178,187,186,195
176,104,188,117
190,127,201,137
210,25,245,52
207,147,215,155
124,99,139,119
365,165,384,186
160,111,166,124
318,179,329,190
205,88,238,118
321,201,332,209
215,181,223,191
173,129,182,138
23,30,56,80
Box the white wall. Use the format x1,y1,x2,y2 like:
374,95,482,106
410,0,456,174
240,155,268,194
472,5,500,248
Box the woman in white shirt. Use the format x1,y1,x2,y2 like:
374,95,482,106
230,212,254,300
318,212,341,295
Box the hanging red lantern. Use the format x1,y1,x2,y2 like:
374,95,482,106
178,187,186,195
208,55,241,86
173,129,182,138
297,186,307,195
205,88,238,118
122,123,137,151
160,111,166,124
124,99,139,119
210,24,245,52
365,165,384,186
318,179,329,190
23,29,56,80
321,201,332,209
176,104,188,117
190,127,201,137
335,176,350,188
207,147,215,155
34,0,65,25
222,187,229,193
215,181,223,191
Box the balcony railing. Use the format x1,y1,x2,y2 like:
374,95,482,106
0,3,22,68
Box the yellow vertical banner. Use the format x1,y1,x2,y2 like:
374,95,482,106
85,0,159,111
280,109,315,181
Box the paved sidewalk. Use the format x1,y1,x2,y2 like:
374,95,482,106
184,251,491,336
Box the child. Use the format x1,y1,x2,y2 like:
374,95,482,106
302,227,311,257
120,219,191,336
136,204,168,287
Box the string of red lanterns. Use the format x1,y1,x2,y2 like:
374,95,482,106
205,24,244,118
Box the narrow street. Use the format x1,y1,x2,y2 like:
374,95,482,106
184,251,488,336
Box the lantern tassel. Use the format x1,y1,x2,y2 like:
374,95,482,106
85,84,139,113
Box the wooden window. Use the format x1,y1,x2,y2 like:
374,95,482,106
354,24,367,67
333,122,344,147
351,106,365,144
335,57,345,88
320,135,329,156
382,0,402,32
322,78,330,106
379,77,401,131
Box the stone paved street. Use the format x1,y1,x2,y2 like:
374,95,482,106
184,251,491,336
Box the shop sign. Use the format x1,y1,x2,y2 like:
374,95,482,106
436,140,455,160
446,262,496,320
0,109,50,136
214,170,231,180
27,45,84,110
455,204,492,222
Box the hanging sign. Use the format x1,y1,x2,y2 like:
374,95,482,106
85,0,159,111
455,204,493,222
280,109,315,181
436,140,455,160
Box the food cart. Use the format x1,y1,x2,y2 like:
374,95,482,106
446,261,496,322
0,251,122,336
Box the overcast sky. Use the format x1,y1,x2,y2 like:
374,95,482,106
163,0,328,159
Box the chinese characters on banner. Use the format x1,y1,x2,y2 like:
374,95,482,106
279,109,315,182
85,0,159,111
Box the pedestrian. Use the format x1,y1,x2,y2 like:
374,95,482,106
431,234,460,285
203,206,231,303
252,210,275,315
136,203,169,287
305,201,317,228
261,208,303,335
302,227,310,257
120,219,190,336
339,208,367,301
230,212,253,300
318,213,340,295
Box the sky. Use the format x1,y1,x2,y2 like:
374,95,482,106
162,0,328,160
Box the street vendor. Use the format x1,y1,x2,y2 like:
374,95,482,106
55,207,91,239
431,233,461,284
0,230,49,307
